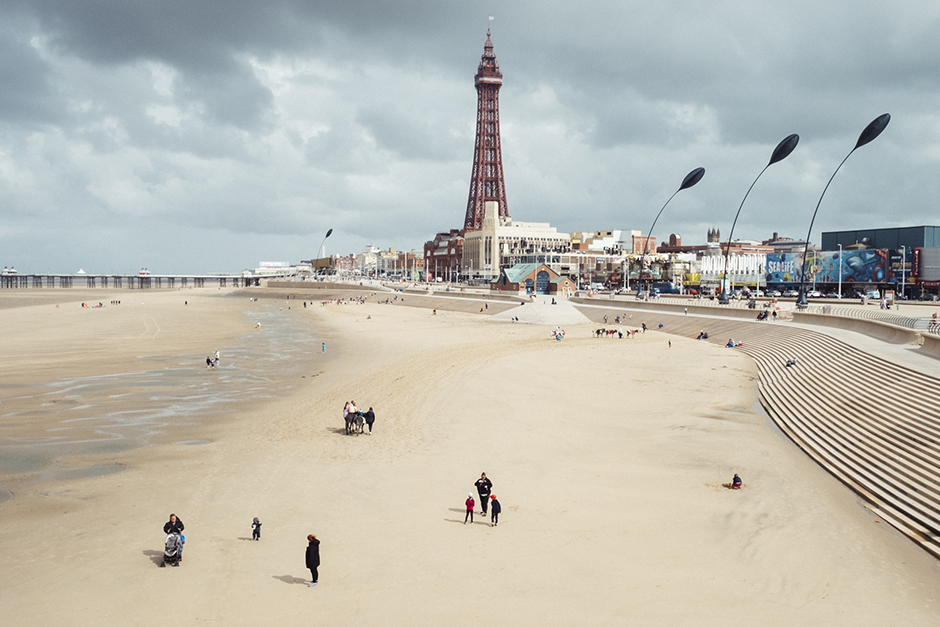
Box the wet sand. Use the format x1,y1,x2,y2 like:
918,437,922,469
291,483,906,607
0,288,938,625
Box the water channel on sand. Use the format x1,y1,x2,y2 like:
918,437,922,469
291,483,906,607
0,300,324,494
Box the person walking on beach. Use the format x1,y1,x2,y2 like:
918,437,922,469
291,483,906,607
322,342,326,353
164,513,184,535
490,495,501,527
363,407,375,433
464,493,475,524
305,534,320,587
475,472,492,515
252,517,262,540
164,514,185,560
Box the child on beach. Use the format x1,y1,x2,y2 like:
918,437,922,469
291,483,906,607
464,493,475,524
252,517,262,540
490,495,501,527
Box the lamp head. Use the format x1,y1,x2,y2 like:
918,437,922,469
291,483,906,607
768,134,799,166
679,167,705,190
855,113,890,150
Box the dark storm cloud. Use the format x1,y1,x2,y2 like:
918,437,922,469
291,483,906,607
3,0,940,273
0,19,58,124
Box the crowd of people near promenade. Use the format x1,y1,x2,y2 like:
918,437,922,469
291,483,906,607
320,295,371,306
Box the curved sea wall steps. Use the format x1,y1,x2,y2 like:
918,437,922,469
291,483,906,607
574,304,940,559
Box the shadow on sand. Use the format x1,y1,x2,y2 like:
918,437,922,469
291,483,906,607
143,550,164,566
273,575,309,585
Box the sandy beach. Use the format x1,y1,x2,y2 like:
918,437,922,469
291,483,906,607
1,287,939,625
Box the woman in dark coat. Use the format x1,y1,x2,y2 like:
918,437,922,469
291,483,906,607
305,534,320,587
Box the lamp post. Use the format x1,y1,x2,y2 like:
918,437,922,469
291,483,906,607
316,228,333,275
640,167,706,296
901,245,906,298
838,243,842,297
797,113,890,307
719,134,799,305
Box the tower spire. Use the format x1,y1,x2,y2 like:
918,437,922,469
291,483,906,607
464,30,508,231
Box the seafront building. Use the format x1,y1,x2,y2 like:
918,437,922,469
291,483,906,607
461,201,571,281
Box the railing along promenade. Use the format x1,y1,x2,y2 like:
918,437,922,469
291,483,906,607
574,295,940,559
0,273,257,289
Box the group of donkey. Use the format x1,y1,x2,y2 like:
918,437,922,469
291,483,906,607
344,410,364,435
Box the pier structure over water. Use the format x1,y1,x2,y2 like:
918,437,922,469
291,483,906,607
0,273,259,289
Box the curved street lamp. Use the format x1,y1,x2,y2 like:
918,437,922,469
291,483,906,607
718,134,799,305
318,228,334,259
637,167,705,295
316,228,333,275
796,113,890,307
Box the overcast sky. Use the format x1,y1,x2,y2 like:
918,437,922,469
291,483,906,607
2,1,939,274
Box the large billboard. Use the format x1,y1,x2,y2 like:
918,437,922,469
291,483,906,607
765,249,888,285
885,249,913,285
765,253,803,284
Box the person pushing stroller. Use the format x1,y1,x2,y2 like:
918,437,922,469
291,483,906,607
161,513,185,567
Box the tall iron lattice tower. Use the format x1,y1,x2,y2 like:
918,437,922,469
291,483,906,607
464,30,509,231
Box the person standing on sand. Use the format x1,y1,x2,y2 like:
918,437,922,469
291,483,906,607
490,495,501,527
464,493,475,524
363,407,375,433
322,342,326,352
475,472,492,515
306,534,320,587
252,517,262,540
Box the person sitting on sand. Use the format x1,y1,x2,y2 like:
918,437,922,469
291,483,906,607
726,339,735,348
732,474,742,489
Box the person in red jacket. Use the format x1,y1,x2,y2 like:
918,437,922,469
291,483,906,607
464,493,475,524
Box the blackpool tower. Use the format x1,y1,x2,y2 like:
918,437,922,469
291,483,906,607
464,30,509,231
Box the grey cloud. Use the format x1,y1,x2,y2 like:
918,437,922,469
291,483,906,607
0,21,58,125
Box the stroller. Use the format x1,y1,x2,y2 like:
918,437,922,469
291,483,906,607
162,533,183,567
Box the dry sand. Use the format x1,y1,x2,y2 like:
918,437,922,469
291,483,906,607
1,288,939,625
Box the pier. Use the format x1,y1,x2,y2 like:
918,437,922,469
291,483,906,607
0,273,259,289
